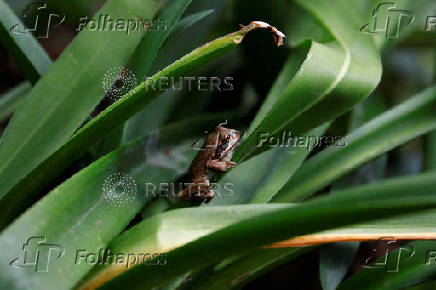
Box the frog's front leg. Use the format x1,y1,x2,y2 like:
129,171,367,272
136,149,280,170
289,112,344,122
207,159,236,172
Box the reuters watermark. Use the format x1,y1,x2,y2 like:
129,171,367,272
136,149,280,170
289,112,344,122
144,76,234,92
101,172,235,207
101,66,234,101
145,182,234,199
257,131,347,151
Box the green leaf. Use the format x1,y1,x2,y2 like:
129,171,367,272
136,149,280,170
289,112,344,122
406,279,436,290
221,92,388,289
338,241,436,289
96,0,194,156
122,90,177,142
122,8,215,143
210,124,329,205
234,0,382,162
166,9,214,43
0,22,282,229
98,171,436,289
182,125,329,288
0,82,31,122
0,126,197,290
0,0,161,217
127,0,193,80
319,92,388,290
272,86,436,202
0,0,52,83
209,37,331,205
191,248,311,290
320,242,359,290
79,204,292,289
337,98,436,290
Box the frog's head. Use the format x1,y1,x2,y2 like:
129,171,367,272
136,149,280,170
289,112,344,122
214,126,240,159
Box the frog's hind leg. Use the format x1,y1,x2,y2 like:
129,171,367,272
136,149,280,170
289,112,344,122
177,179,214,202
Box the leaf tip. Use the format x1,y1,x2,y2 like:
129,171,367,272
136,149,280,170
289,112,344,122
240,21,286,46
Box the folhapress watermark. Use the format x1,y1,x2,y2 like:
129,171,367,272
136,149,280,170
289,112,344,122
75,249,166,269
257,131,347,151
76,15,166,35
10,237,65,272
361,2,436,38
10,2,166,39
426,16,436,31
9,237,165,272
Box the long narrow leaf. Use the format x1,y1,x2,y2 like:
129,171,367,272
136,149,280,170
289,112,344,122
99,174,436,289
0,82,31,122
234,0,381,162
0,126,198,290
0,22,284,229
0,0,161,216
273,86,436,202
0,0,51,83
84,172,436,289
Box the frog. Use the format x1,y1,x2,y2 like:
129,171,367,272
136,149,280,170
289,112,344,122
177,125,241,203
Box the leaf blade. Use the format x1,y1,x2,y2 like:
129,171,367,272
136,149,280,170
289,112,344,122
0,0,52,83
0,0,161,208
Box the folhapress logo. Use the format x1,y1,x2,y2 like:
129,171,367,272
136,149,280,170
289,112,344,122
9,237,65,272
10,2,65,39
361,2,415,38
362,237,415,272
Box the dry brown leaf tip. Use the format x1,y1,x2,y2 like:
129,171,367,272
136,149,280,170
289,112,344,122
240,21,285,46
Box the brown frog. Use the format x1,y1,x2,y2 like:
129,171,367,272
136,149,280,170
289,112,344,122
177,125,240,203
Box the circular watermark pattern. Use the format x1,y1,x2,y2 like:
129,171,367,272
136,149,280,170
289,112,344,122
102,172,137,207
102,66,137,101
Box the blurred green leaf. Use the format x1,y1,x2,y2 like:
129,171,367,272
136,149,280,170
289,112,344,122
210,124,329,205
80,204,293,289
0,125,197,290
0,0,52,83
426,47,436,171
96,0,194,156
0,82,31,122
319,93,388,290
320,242,359,290
122,8,215,143
273,86,436,202
99,172,436,289
166,9,214,43
190,248,311,290
338,239,436,290
122,90,177,142
0,22,279,229
0,0,160,224
127,0,193,81
235,0,382,162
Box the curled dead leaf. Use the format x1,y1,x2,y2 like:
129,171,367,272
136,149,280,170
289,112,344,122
239,21,285,46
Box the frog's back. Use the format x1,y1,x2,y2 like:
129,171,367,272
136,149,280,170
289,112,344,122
188,131,219,179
